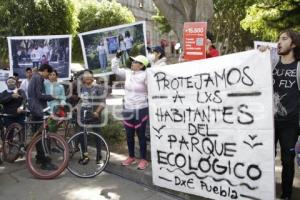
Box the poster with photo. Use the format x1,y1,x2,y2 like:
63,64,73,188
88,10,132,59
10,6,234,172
254,41,279,66
0,69,10,92
79,21,147,75
7,35,72,80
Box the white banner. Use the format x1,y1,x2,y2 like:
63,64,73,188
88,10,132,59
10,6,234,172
147,50,275,200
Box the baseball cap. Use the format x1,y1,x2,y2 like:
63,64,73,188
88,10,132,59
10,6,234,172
153,46,165,57
130,55,149,67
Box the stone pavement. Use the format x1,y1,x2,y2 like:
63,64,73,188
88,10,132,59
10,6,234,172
0,159,180,200
0,150,299,200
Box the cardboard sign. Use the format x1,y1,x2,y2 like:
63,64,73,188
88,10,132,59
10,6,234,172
183,22,207,61
147,50,275,200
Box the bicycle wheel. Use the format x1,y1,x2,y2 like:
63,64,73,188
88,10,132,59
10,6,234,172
26,133,69,179
67,131,110,178
3,123,23,163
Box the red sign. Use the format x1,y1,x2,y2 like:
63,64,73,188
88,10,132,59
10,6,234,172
183,22,207,61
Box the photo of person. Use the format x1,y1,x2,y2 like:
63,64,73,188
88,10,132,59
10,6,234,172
97,41,107,70
107,36,118,54
7,35,72,80
79,21,147,75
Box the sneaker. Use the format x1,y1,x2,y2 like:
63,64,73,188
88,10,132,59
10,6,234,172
121,157,135,166
40,162,58,170
137,159,148,170
78,155,90,165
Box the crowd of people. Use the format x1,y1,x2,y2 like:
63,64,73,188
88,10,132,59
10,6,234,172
1,31,300,199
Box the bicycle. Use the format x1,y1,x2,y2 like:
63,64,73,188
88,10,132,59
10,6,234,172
0,112,24,163
2,107,69,179
67,109,110,178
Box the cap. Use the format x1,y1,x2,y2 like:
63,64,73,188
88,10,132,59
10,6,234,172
153,46,165,56
130,55,149,67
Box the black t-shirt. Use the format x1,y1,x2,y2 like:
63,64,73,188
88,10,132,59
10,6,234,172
273,60,299,122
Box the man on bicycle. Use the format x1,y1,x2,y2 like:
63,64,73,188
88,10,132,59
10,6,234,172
0,77,26,128
28,64,57,170
76,69,106,165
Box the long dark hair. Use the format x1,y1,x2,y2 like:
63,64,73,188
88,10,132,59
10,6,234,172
280,29,300,61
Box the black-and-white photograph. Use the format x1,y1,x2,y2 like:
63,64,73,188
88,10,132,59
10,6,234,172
7,35,71,79
79,21,147,75
0,69,10,92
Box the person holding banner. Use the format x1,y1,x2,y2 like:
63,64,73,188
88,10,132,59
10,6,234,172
111,52,150,170
261,30,300,200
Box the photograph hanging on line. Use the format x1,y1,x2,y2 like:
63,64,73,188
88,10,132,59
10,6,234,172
7,35,72,80
79,21,147,75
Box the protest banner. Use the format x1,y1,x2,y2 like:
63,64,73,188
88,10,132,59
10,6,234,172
79,21,147,76
7,35,71,80
147,50,275,200
254,41,279,67
183,22,207,61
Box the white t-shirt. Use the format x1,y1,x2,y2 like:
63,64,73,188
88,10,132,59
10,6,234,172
124,37,133,50
31,49,41,62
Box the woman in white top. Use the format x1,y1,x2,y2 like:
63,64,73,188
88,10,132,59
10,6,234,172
111,53,149,170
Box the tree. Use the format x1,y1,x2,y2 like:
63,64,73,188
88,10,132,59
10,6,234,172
152,8,172,35
212,0,258,54
241,0,300,40
72,0,135,62
0,0,77,68
152,0,214,42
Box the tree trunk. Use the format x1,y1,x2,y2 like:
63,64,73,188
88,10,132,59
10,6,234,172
153,0,214,43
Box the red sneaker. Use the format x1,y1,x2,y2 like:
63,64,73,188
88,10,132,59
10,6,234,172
137,159,148,170
121,157,136,166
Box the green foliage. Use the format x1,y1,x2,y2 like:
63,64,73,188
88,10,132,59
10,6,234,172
101,114,125,146
241,0,300,40
212,0,257,53
152,8,171,34
0,0,78,68
72,0,135,62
